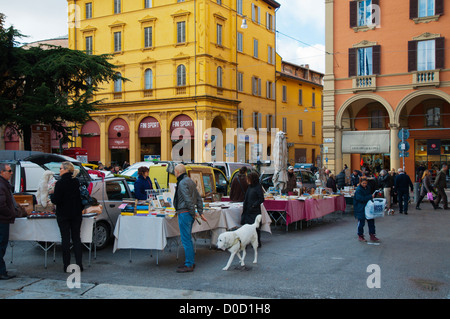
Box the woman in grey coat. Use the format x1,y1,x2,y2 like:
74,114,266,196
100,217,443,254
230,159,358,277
416,169,437,210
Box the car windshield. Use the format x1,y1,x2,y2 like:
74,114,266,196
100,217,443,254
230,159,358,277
120,168,138,178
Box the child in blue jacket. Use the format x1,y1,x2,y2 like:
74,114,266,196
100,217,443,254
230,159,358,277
354,177,379,242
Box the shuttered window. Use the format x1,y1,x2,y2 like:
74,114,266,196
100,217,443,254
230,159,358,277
410,0,443,19
408,37,445,72
349,45,381,77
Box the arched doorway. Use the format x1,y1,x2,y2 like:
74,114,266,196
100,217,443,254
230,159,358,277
108,118,129,166
81,120,101,162
170,114,194,162
337,94,394,174
395,90,450,181
138,116,161,161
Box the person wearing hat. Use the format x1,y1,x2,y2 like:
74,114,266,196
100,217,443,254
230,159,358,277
283,166,297,194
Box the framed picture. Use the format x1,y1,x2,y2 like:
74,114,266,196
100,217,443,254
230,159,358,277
189,171,205,197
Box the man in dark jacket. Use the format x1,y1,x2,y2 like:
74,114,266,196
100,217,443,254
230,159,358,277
434,164,449,210
283,166,297,194
336,170,346,190
394,168,414,214
173,164,206,273
353,177,377,242
229,167,248,202
0,163,16,280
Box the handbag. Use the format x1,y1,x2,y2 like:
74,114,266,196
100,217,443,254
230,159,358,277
427,192,434,201
80,184,95,208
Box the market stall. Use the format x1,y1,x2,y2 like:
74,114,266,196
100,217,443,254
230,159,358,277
9,216,96,268
263,192,346,231
112,201,271,264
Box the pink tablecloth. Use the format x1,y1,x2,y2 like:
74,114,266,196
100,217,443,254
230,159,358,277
264,196,346,224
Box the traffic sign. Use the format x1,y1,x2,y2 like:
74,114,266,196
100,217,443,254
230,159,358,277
398,129,410,140
399,152,409,158
398,141,410,152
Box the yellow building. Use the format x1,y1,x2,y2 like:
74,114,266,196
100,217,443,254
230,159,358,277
67,0,281,166
275,54,323,166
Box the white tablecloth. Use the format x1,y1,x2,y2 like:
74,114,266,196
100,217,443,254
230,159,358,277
9,217,94,243
113,204,271,253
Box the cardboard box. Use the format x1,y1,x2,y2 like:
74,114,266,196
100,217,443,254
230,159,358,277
14,195,35,215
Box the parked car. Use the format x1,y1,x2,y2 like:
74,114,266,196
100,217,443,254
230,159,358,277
118,161,168,179
199,162,253,181
0,151,131,250
89,177,133,250
118,162,229,198
0,152,90,195
259,167,316,192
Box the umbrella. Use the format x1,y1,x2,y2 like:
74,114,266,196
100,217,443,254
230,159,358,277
272,131,288,192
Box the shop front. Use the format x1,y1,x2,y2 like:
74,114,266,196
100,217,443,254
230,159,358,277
139,116,161,162
342,130,391,174
414,139,450,182
170,114,194,162
108,118,129,166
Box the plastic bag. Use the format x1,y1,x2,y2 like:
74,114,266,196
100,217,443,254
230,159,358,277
365,198,386,219
427,192,434,201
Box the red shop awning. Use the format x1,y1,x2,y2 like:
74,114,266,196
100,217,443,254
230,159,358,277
108,118,129,149
170,114,194,140
139,116,161,138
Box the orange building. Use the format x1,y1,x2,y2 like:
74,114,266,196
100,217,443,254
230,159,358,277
324,0,450,181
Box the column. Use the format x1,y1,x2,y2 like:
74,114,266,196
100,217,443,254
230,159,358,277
99,116,109,165
390,124,400,170
335,127,343,173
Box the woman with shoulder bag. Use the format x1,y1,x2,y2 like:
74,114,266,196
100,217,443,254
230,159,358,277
241,172,264,247
50,161,84,272
416,170,437,210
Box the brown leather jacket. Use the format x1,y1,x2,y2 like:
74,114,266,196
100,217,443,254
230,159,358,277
0,176,16,224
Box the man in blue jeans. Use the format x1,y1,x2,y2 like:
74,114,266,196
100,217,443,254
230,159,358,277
394,168,414,215
173,164,207,273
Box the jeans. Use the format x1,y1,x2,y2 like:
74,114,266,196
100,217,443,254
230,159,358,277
178,212,195,267
397,191,410,213
357,218,375,236
0,223,10,275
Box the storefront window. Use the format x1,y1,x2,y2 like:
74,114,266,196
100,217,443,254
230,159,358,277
414,139,449,182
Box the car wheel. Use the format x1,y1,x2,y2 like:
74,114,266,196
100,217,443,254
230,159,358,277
93,221,111,250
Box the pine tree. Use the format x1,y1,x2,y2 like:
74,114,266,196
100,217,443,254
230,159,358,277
0,18,124,150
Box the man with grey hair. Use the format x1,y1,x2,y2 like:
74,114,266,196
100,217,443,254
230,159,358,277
434,164,449,210
394,168,414,214
0,163,16,280
173,164,207,273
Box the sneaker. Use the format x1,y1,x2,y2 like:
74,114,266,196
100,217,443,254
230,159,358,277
358,235,367,242
370,234,380,242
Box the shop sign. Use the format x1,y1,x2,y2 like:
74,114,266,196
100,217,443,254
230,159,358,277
139,117,161,138
427,139,441,156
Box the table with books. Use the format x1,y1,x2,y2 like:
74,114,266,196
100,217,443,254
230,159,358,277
112,199,271,264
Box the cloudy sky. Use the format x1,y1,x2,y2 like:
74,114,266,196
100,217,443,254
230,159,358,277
1,0,325,72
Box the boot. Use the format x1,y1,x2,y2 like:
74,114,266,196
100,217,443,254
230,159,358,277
358,235,367,242
370,234,380,242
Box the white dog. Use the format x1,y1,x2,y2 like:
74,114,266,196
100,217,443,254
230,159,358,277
217,214,262,271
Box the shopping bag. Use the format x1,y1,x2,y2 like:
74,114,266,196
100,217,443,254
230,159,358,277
365,198,386,219
427,192,434,201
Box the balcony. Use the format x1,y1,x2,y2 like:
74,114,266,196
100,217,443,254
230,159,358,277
143,89,153,98
176,86,186,95
412,70,440,88
352,75,376,92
